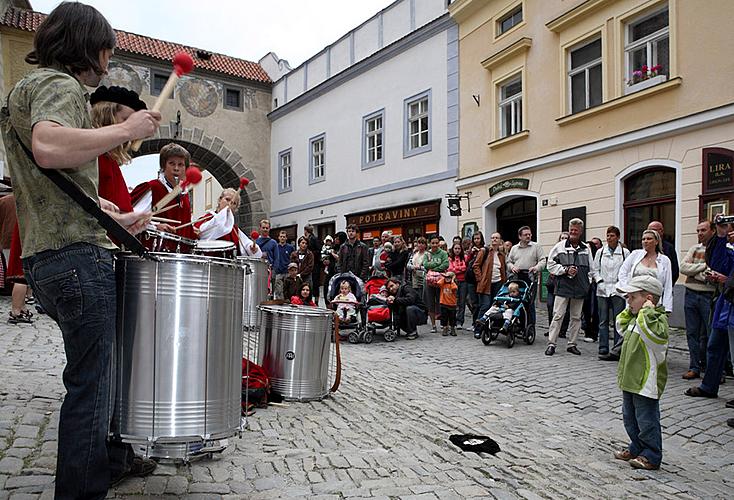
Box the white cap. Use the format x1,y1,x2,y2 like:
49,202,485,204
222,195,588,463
616,275,663,297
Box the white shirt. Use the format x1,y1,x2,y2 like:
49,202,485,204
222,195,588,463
591,243,630,298
617,249,673,313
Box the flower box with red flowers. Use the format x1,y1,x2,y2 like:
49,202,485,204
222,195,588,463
625,65,667,95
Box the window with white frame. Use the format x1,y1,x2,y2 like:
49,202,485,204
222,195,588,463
405,92,431,155
498,5,523,36
279,149,291,193
569,37,602,114
363,111,384,168
309,135,325,183
625,7,669,86
498,76,522,138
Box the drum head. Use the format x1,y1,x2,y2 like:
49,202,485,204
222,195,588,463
195,240,236,251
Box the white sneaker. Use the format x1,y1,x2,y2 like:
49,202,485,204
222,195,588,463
583,336,595,343
430,326,437,333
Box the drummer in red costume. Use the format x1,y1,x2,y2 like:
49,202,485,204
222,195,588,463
130,143,197,247
195,187,263,257
90,86,147,213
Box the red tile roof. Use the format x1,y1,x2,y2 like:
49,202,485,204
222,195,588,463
0,7,271,84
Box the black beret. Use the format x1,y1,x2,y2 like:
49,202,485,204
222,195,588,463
90,86,147,111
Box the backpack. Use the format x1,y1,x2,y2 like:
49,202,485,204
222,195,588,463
242,358,270,411
465,248,486,285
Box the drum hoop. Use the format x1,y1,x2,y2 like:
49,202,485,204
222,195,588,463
259,304,334,317
116,251,245,269
194,240,236,250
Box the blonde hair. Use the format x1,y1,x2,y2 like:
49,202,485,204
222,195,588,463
508,282,520,294
218,188,241,211
91,101,132,165
642,229,663,254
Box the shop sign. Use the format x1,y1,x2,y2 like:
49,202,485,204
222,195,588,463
347,201,439,227
706,151,734,191
489,178,529,197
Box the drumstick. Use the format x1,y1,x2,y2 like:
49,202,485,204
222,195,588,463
173,213,213,231
152,167,202,213
151,216,181,224
153,203,179,216
131,52,194,151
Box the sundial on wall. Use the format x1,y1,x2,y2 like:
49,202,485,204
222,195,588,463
101,62,143,94
179,78,218,117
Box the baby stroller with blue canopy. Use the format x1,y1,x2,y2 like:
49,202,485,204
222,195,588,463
327,272,367,343
479,273,537,348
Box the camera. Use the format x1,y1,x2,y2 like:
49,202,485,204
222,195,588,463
714,214,734,225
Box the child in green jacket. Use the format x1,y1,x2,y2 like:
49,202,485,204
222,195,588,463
613,275,669,470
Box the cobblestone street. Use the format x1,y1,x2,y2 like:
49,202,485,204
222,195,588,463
1,295,733,499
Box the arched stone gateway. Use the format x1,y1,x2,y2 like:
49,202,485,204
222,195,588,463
132,133,266,230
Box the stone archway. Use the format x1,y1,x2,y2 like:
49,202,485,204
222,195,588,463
132,133,266,229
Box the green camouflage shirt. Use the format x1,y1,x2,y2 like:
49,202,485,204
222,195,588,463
0,67,114,258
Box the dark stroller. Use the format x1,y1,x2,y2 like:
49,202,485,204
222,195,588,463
479,273,537,348
327,272,367,343
364,276,397,343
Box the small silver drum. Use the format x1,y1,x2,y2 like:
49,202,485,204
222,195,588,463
140,229,196,254
114,252,245,460
257,304,334,402
193,240,236,260
238,256,270,330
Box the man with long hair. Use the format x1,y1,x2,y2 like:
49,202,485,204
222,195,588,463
0,3,160,498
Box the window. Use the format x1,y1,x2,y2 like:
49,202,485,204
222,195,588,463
404,90,431,157
625,7,669,84
498,5,523,36
309,134,325,184
204,178,212,210
624,168,675,250
569,38,602,114
498,76,522,138
224,87,242,110
278,149,292,193
362,110,384,168
151,72,174,98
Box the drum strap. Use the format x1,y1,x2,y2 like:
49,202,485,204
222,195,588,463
12,128,151,259
331,314,342,393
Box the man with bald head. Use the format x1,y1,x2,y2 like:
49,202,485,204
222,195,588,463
648,221,679,284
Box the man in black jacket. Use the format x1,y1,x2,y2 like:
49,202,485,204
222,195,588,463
648,221,679,284
386,277,427,340
337,224,370,281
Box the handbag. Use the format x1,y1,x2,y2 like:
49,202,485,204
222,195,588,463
426,270,443,288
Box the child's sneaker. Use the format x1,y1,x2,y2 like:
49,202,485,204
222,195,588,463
613,449,636,461
629,456,659,470
8,311,32,324
441,326,448,336
450,327,457,336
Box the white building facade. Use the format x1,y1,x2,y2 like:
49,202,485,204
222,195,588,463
268,0,459,244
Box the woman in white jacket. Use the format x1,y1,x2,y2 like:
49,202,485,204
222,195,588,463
617,229,673,312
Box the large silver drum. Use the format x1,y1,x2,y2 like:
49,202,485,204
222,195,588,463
114,253,245,460
238,256,270,329
258,304,334,402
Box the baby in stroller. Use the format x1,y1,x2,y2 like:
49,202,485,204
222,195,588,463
477,278,537,347
363,276,398,342
333,280,358,323
478,282,521,334
327,272,371,343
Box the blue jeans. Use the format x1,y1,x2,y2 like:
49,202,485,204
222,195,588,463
700,326,731,395
455,280,468,326
474,282,501,334
466,283,478,321
622,391,662,467
23,243,132,500
598,295,626,355
684,289,713,373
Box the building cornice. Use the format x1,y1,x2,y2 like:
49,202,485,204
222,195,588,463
481,37,532,70
268,13,454,122
546,0,617,33
447,0,486,23
456,102,734,189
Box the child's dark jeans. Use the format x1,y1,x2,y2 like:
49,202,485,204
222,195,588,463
622,391,662,466
440,305,456,327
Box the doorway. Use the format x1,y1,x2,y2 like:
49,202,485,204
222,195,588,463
495,196,537,244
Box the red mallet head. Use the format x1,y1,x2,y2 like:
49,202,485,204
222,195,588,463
181,166,202,189
251,231,260,240
173,52,195,77
239,177,250,190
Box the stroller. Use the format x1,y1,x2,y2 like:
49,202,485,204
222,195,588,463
479,273,537,348
363,275,398,343
327,272,367,343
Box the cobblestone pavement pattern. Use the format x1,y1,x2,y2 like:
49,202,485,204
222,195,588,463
1,295,733,499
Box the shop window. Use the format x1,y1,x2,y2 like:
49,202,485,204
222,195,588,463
623,168,675,250
568,37,602,114
151,71,174,98
404,90,431,158
498,5,523,36
309,134,325,184
278,148,292,193
362,109,385,169
625,6,669,93
498,76,522,138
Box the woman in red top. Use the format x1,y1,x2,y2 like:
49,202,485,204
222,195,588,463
290,282,316,306
90,86,147,213
448,242,470,330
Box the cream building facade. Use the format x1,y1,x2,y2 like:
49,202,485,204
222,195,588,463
449,0,734,324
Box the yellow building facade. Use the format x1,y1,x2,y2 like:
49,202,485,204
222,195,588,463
449,0,734,272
